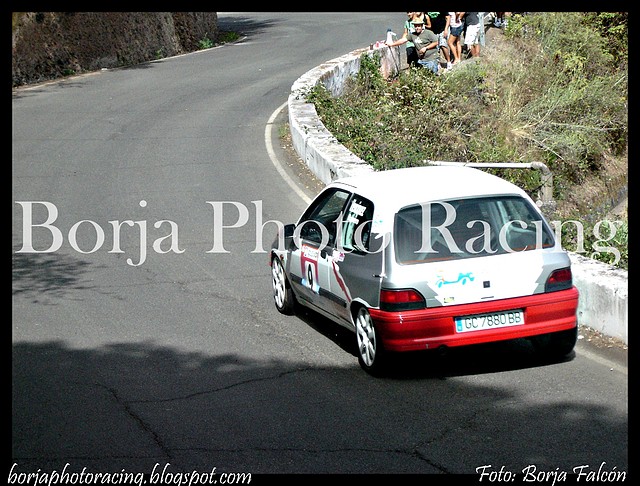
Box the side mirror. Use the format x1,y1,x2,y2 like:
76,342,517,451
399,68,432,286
283,223,295,238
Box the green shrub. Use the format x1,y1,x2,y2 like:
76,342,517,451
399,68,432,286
198,36,213,50
554,218,628,270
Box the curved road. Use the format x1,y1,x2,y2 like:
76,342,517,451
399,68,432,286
12,13,627,477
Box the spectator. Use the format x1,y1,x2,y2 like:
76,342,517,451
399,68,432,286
401,12,430,67
386,18,440,73
426,12,452,69
448,12,464,64
494,12,506,28
461,12,482,57
416,11,430,29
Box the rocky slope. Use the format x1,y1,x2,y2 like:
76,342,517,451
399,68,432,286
11,12,218,87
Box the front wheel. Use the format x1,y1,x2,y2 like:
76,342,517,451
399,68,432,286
355,307,386,375
272,256,295,315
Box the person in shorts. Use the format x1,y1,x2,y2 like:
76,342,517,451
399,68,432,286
462,12,482,57
447,12,464,64
426,12,452,69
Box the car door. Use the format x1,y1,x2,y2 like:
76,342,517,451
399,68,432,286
288,188,351,316
329,193,384,325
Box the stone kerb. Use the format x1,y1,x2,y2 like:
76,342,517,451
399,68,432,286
288,46,399,185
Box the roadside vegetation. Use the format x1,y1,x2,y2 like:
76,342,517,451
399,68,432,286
201,30,240,49
308,12,628,269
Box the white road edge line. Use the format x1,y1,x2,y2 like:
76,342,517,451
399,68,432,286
265,101,312,205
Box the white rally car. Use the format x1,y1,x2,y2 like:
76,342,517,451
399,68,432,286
270,166,579,375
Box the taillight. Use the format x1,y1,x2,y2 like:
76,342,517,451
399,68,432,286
545,267,573,292
380,288,425,311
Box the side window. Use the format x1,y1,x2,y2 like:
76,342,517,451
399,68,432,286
496,198,555,251
340,195,374,253
298,189,351,246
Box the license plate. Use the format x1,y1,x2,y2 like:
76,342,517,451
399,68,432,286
455,310,524,333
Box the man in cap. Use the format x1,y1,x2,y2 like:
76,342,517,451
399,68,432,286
385,17,440,73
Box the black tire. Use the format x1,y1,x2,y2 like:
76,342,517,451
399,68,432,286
355,307,387,375
271,256,295,315
530,327,578,358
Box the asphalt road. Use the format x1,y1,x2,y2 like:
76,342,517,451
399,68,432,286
12,13,628,479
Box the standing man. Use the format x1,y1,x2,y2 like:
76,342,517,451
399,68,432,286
385,17,440,73
426,12,452,69
461,12,482,57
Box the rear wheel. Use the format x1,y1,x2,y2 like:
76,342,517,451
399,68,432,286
271,256,295,315
530,327,578,358
355,307,386,375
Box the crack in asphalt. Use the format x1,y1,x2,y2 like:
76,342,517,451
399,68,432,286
126,367,315,404
98,382,173,462
115,368,459,472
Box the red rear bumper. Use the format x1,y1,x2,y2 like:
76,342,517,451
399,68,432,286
369,286,579,352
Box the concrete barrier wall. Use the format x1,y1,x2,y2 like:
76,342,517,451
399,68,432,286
287,45,628,345
569,253,628,344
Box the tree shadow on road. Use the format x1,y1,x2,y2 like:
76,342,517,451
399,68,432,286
12,252,106,303
12,334,628,476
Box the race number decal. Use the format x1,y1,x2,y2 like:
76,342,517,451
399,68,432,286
300,244,320,294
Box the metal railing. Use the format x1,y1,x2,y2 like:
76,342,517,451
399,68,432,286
425,160,555,213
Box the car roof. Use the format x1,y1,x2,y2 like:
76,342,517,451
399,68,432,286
331,165,528,209
328,166,534,234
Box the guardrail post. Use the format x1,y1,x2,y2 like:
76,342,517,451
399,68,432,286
530,161,555,215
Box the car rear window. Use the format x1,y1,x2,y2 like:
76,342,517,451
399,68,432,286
394,196,555,264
